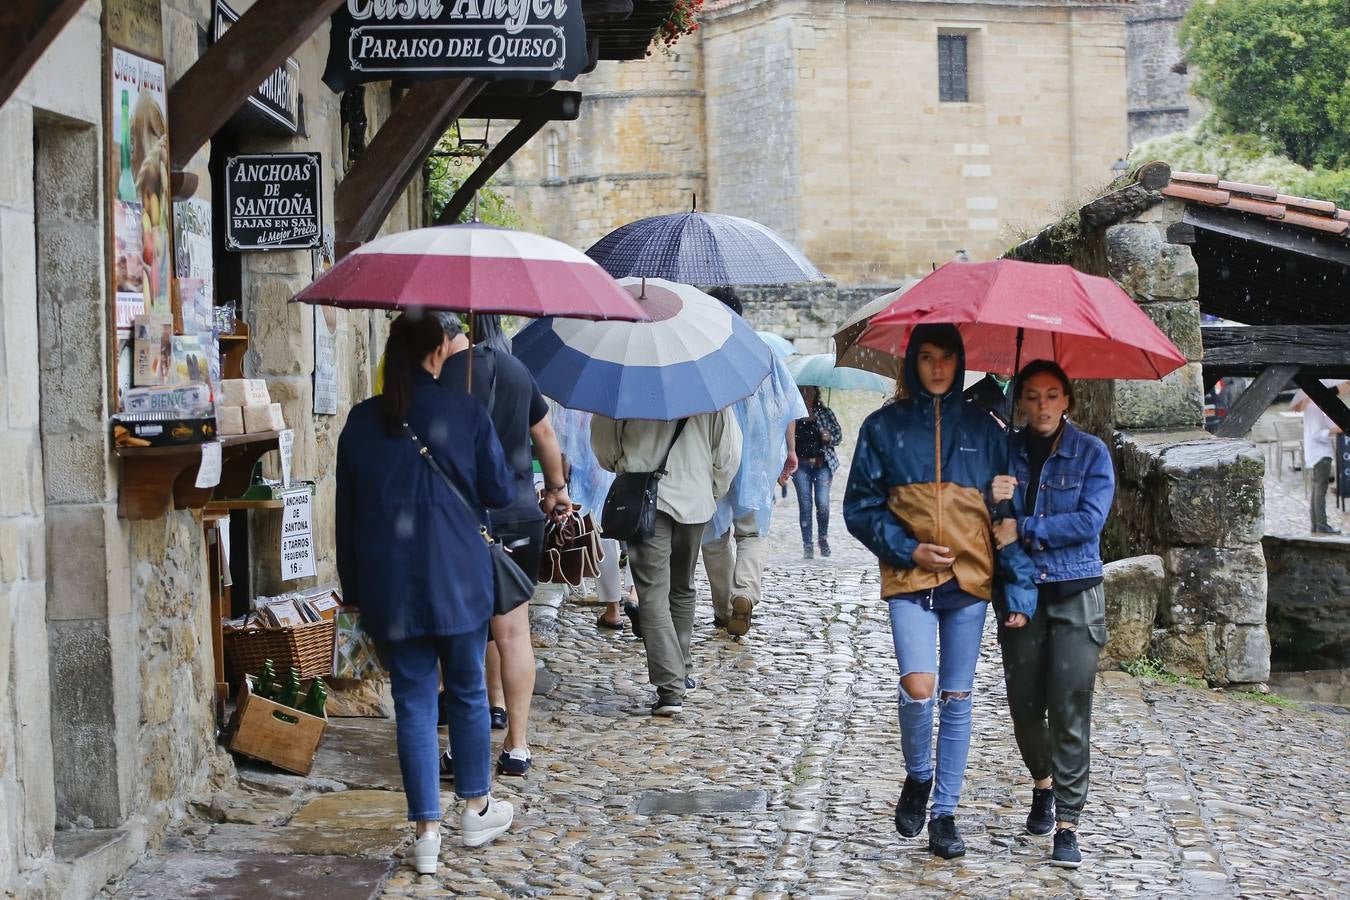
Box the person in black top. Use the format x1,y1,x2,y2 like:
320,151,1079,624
440,313,571,779
990,360,1116,870
791,386,843,559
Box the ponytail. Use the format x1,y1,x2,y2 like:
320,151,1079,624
380,311,447,434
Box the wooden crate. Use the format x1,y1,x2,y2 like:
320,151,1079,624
228,676,328,775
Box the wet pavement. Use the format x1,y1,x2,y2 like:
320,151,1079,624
106,398,1350,898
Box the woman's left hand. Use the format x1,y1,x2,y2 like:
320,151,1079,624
1004,612,1029,629
540,486,573,521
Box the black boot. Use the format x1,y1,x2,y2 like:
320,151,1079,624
894,775,933,838
1027,787,1056,836
927,814,966,859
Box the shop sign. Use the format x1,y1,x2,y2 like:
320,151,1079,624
280,488,316,582
322,0,588,92
224,153,323,251
212,1,301,136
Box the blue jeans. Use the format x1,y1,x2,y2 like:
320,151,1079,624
791,460,832,545
887,597,988,818
382,625,492,820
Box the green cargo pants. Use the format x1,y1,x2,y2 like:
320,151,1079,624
997,583,1107,825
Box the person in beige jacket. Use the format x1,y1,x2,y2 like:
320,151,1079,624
592,409,743,715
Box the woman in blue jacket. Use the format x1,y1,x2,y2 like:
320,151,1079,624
991,359,1116,870
844,324,1037,860
336,311,518,873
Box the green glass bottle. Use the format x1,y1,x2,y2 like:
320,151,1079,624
276,668,302,708
117,90,136,203
253,659,276,699
300,680,328,717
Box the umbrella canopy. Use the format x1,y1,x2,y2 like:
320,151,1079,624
756,331,797,358
586,211,827,285
512,278,773,421
832,278,920,379
853,260,1186,380
788,353,895,394
292,224,648,320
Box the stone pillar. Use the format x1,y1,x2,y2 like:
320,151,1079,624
1101,199,1271,685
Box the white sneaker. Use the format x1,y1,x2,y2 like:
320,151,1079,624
411,831,440,875
461,796,513,847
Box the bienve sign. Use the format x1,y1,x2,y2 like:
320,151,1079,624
225,154,322,251
212,0,301,136
323,0,587,91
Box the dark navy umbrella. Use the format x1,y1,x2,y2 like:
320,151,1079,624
586,211,827,285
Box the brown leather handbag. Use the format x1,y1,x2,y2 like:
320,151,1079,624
538,504,605,586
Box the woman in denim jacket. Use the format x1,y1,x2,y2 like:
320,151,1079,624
991,359,1115,870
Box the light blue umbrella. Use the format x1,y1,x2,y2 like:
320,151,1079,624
756,331,796,358
787,353,894,393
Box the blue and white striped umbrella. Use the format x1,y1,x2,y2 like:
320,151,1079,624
586,212,827,285
513,278,772,421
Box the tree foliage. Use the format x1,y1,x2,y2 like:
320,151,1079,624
422,130,529,229
1180,0,1350,169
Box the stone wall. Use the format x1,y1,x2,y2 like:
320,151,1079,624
1125,0,1203,146
0,3,402,894
1263,535,1350,671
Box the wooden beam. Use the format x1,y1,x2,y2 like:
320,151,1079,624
1184,205,1350,268
167,0,343,169
1213,364,1301,438
1203,325,1350,376
0,0,85,108
336,78,483,255
1294,374,1350,436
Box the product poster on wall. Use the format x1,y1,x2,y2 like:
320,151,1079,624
111,47,172,327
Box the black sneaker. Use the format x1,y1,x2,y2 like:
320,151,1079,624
490,706,508,730
927,814,966,859
1027,787,1055,836
684,676,697,691
650,697,682,717
894,775,933,838
623,601,643,639
819,537,831,557
1051,828,1081,868
496,747,532,777
438,749,454,782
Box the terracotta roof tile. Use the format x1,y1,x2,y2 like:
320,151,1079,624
1161,183,1231,205
1159,169,1350,241
1170,171,1221,186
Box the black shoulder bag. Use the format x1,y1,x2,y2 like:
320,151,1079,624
404,422,535,616
600,419,688,544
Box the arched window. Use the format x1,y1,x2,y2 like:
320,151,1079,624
545,130,561,181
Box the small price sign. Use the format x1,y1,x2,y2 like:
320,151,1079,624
279,488,315,581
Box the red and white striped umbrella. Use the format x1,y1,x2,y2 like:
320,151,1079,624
292,224,649,321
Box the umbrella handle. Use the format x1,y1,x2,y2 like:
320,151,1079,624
994,326,1025,522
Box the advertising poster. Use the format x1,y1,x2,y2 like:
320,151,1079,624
111,47,172,326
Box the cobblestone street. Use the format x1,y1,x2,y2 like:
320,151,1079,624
109,467,1350,899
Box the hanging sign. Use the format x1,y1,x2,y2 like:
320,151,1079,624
322,0,588,92
224,153,322,251
212,1,301,136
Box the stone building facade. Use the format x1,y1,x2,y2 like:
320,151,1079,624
498,0,1131,287
1125,0,1203,145
0,2,409,894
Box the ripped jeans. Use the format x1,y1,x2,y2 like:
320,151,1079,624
887,596,988,818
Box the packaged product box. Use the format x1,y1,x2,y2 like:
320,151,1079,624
112,413,216,448
169,334,210,385
217,405,245,435
243,402,285,433
132,315,173,386
220,378,271,407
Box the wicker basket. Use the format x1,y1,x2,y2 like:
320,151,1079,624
224,618,335,681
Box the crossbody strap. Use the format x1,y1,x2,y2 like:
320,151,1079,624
656,418,689,476
403,421,490,542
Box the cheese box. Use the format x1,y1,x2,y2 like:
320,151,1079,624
218,405,245,435
243,402,285,433
220,378,271,407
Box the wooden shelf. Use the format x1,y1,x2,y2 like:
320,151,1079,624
116,430,281,520
219,323,250,380
205,498,285,511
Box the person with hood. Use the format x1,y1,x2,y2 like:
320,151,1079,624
843,323,1037,860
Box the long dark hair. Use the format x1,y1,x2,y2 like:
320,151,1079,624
1013,359,1074,412
472,313,511,355
381,311,447,434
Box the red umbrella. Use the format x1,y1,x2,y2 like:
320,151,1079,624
854,260,1186,380
293,224,648,321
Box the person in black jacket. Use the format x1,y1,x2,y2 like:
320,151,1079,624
336,311,517,872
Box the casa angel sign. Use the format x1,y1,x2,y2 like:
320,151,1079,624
322,0,588,91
